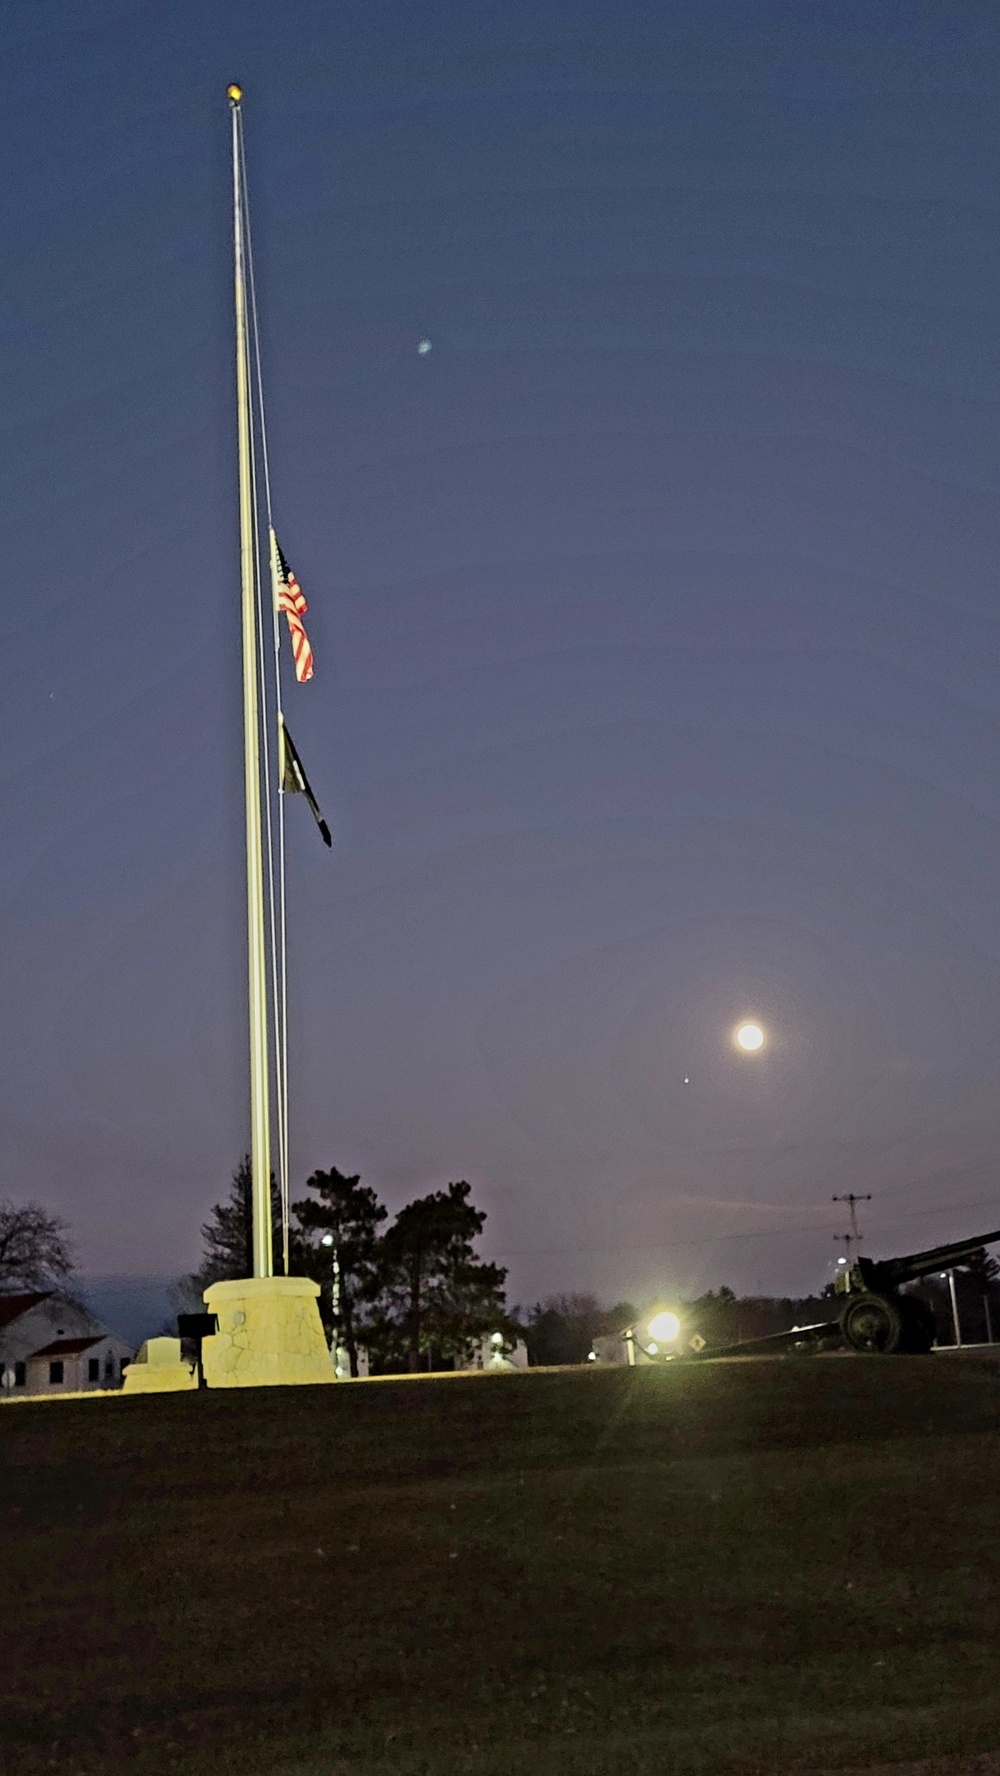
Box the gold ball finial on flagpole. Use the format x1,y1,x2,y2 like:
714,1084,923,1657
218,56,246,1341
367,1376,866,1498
227,83,243,104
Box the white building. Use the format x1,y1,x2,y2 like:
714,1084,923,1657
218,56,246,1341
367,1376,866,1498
0,1292,133,1397
456,1333,529,1372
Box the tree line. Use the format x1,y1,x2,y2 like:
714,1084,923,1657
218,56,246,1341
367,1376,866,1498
4,1183,999,1362
177,1163,1000,1366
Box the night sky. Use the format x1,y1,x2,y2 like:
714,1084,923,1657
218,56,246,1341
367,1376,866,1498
3,1,1000,1310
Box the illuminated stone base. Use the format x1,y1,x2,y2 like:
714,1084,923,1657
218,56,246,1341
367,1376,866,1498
201,1276,334,1388
122,1336,198,1394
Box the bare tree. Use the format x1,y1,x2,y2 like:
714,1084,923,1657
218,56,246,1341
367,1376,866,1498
0,1200,74,1292
524,1293,636,1365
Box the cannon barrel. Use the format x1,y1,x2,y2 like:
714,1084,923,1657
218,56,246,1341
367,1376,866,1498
862,1226,1000,1290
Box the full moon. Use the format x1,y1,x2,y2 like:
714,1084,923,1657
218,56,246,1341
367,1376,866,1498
736,1022,765,1051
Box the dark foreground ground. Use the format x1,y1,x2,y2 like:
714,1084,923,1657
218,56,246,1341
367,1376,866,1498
4,1356,1000,1776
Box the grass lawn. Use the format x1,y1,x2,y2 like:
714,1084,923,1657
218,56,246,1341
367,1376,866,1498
4,1356,1000,1775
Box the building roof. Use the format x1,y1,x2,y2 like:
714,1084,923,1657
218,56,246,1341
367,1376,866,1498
29,1336,104,1359
0,1292,53,1329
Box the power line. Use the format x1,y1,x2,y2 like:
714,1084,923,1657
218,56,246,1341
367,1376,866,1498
486,1223,838,1259
483,1192,1000,1261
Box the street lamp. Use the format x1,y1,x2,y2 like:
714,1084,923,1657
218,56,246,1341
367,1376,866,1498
622,1309,683,1364
321,1232,345,1375
941,1270,962,1348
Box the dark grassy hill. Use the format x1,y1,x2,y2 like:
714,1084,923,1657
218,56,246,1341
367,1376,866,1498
4,1357,1000,1775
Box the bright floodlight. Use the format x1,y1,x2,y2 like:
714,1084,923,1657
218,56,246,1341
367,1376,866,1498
736,1022,765,1051
490,1331,504,1345
647,1311,680,1343
321,1233,334,1247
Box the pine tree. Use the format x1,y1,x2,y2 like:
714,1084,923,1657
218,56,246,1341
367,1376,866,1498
175,1156,285,1308
368,1180,508,1373
291,1168,387,1377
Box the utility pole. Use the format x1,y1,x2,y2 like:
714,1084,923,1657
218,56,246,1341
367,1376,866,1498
833,1233,854,1267
832,1193,872,1267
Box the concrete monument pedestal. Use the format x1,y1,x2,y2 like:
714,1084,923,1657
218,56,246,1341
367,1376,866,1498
201,1276,333,1388
122,1336,198,1394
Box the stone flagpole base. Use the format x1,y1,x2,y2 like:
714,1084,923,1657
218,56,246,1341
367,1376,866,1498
201,1276,334,1388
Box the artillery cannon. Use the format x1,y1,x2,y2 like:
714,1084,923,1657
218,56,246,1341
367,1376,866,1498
695,1225,1000,1358
830,1225,1000,1353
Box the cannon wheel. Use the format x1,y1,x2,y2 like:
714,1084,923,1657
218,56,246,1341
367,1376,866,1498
841,1292,904,1353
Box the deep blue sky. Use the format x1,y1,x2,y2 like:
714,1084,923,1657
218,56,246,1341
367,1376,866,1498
3,0,1000,1308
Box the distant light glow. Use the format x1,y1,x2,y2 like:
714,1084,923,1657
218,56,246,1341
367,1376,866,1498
647,1311,681,1343
736,1023,765,1051
418,338,432,355
490,1331,504,1345
647,1341,659,1354
321,1233,334,1247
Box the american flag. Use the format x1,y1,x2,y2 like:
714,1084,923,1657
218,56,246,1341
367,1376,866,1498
270,529,314,682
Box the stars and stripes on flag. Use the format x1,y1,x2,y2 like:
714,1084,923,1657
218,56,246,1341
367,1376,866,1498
270,528,314,682
279,716,332,846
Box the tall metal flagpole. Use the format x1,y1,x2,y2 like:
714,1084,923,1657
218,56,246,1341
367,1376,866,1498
127,89,334,1389
229,85,272,1278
